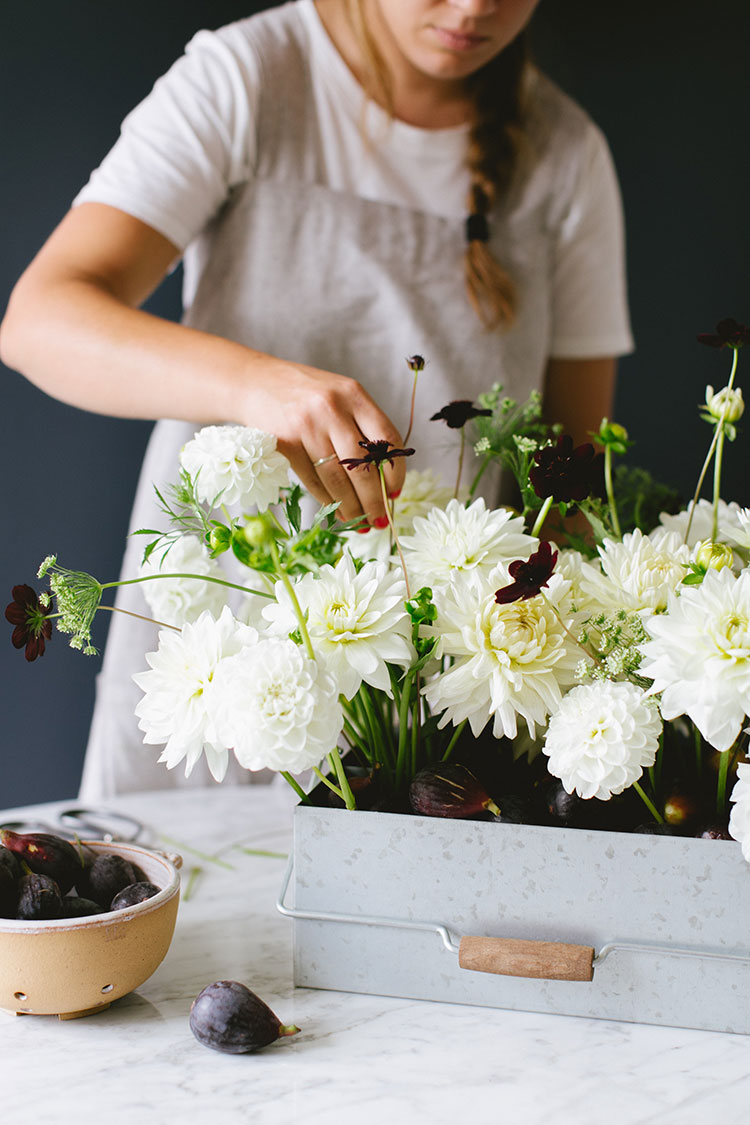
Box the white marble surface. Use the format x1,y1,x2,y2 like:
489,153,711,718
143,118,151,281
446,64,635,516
1,786,748,1125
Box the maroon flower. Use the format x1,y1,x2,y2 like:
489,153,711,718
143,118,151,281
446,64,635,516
430,400,492,430
5,584,52,662
340,439,415,472
697,318,750,349
406,355,426,372
529,436,605,504
494,541,558,604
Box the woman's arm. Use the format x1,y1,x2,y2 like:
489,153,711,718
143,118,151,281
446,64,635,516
542,356,617,445
0,203,406,523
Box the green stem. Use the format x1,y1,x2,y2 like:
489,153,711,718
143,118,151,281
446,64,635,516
280,771,311,805
467,455,492,502
454,430,466,500
441,719,467,762
312,766,345,802
102,572,274,599
604,445,622,539
379,467,411,599
716,749,730,817
632,780,664,825
396,671,416,789
694,723,702,781
268,540,315,660
685,347,739,545
404,371,420,445
97,604,180,631
530,495,554,539
329,750,357,810
712,428,726,542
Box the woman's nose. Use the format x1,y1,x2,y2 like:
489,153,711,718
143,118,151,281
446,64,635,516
446,0,498,14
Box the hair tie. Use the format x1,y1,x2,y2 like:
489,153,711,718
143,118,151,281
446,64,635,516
465,212,490,243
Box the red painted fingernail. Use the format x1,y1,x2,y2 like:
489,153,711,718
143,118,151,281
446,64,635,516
356,525,371,534
374,516,389,529
388,489,401,500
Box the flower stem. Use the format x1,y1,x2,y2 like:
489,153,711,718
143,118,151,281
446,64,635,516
312,766,345,802
684,347,739,545
531,496,554,539
467,455,491,502
632,780,664,824
98,604,180,631
604,445,622,539
404,371,420,445
329,750,357,810
280,771,311,805
378,467,411,599
268,540,315,660
716,749,730,817
441,719,467,762
102,572,274,599
454,430,466,500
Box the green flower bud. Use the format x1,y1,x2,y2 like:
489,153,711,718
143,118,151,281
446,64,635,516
693,539,734,572
241,515,274,548
596,419,631,453
704,384,744,424
207,525,231,556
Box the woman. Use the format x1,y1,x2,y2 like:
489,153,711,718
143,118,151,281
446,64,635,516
0,0,632,797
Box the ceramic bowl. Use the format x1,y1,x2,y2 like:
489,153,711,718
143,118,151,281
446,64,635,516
0,839,181,1019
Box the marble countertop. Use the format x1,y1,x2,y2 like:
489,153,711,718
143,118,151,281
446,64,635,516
1,785,747,1125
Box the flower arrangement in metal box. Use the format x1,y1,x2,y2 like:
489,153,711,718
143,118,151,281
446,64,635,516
8,321,750,853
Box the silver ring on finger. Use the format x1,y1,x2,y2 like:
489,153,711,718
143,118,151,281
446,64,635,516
313,453,338,468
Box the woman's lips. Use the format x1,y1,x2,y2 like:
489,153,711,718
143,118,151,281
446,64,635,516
431,26,489,52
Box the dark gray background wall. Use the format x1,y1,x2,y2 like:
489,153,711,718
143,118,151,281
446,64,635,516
2,2,748,807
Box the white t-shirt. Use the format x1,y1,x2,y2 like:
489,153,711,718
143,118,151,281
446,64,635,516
74,0,633,359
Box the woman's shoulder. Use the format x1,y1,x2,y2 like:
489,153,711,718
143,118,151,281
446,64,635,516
524,68,605,153
192,0,311,70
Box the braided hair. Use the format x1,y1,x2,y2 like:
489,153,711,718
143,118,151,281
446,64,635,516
342,2,532,330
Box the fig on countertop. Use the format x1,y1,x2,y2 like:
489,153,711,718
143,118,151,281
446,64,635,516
110,882,160,911
409,764,500,819
76,854,138,908
16,873,64,920
0,829,81,895
189,981,300,1054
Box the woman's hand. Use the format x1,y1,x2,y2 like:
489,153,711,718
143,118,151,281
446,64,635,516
0,204,404,525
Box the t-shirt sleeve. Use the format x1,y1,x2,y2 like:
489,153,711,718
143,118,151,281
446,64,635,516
72,26,260,252
548,124,634,359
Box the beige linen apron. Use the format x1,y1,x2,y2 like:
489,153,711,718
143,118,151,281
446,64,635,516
79,33,579,799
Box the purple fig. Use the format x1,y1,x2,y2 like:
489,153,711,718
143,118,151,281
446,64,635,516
60,895,106,918
16,873,64,920
189,981,300,1054
110,882,160,911
0,829,81,895
76,854,137,908
695,823,732,840
662,789,702,829
409,764,500,819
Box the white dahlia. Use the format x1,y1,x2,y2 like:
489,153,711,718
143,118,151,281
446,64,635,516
133,606,256,782
137,535,229,627
729,762,750,862
582,528,691,615
400,497,537,595
658,499,744,549
207,637,343,773
180,424,289,511
263,554,413,699
639,567,750,751
724,508,750,553
543,680,662,801
422,572,579,740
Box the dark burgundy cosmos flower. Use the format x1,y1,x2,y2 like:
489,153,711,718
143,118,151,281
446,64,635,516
494,541,559,604
340,439,415,471
430,400,493,430
406,355,426,372
529,436,605,503
5,584,52,662
697,318,750,349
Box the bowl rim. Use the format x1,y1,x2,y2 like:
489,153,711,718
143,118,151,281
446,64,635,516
0,839,180,934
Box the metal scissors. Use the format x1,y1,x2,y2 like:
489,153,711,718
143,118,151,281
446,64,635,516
0,806,149,845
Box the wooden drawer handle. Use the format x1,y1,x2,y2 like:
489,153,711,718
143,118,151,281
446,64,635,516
458,936,594,982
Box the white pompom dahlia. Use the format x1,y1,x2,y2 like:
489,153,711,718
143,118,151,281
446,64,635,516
133,606,257,782
207,637,343,773
543,680,662,801
729,762,750,861
180,424,289,510
138,535,229,627
639,567,750,751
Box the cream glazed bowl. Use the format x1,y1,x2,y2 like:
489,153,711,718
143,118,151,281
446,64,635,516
0,840,181,1020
